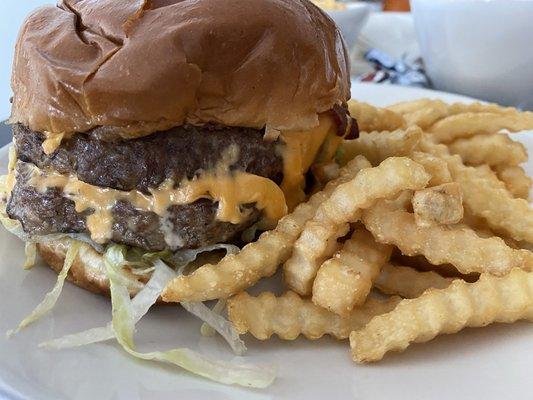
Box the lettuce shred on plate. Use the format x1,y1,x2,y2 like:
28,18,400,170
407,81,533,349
6,241,81,337
200,299,227,337
105,252,276,388
41,246,247,353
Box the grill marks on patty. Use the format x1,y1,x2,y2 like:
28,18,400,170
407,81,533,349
8,124,283,251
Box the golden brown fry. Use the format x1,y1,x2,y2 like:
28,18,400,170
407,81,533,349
283,157,430,295
347,100,406,133
312,227,392,315
228,291,400,340
412,183,463,227
338,127,423,166
350,268,533,363
453,160,533,243
387,99,449,129
420,139,533,244
448,133,527,167
474,164,507,189
375,263,453,298
409,152,452,186
461,210,497,239
446,102,518,115
161,156,372,302
362,199,533,276
388,100,523,131
392,252,475,281
387,99,443,115
495,165,531,200
428,112,533,143
311,162,340,191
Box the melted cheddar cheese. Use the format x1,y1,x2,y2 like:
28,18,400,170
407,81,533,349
27,165,287,244
279,114,338,210
42,132,67,155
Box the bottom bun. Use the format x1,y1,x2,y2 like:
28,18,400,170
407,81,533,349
37,240,146,298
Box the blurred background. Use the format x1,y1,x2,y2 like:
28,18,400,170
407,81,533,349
1,0,532,126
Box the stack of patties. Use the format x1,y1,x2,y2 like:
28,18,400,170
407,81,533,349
4,0,356,295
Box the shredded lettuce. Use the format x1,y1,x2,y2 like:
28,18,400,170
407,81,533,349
0,209,24,239
7,241,81,337
200,300,226,337
106,257,276,388
41,246,241,354
124,247,172,269
181,299,246,355
40,251,176,349
23,242,37,270
35,243,268,387
40,324,114,350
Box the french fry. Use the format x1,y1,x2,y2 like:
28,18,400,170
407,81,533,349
388,100,523,131
375,263,453,298
474,164,507,189
420,139,533,244
283,157,430,295
495,165,531,200
312,227,392,315
428,112,533,143
409,152,452,186
161,156,372,302
452,160,533,243
461,210,498,238
387,99,444,115
338,127,422,166
347,100,406,133
387,99,449,129
448,133,527,167
350,268,533,363
446,102,519,115
227,291,400,340
391,252,475,281
412,183,463,227
311,162,340,190
362,199,533,276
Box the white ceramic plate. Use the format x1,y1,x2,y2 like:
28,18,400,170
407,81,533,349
1,83,532,400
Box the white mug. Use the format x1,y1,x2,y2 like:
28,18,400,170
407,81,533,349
411,0,533,110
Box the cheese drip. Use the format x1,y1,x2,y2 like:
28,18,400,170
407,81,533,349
38,114,340,213
42,132,68,155
279,114,338,210
26,165,287,244
5,146,17,195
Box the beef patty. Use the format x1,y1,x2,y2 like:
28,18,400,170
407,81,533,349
8,124,284,251
13,123,284,193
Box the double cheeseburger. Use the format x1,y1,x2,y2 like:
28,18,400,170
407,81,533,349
3,0,356,295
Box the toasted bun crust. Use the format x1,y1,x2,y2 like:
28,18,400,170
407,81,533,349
37,240,145,298
11,0,350,137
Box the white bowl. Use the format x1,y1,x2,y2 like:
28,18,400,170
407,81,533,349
411,0,533,110
326,3,371,51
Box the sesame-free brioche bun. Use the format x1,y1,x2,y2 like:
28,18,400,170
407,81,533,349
37,240,146,297
10,0,350,138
